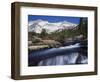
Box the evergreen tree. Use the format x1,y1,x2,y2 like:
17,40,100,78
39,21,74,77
40,29,48,38
78,18,87,38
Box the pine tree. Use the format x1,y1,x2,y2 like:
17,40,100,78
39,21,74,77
78,18,87,38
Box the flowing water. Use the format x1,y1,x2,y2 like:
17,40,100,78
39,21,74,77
28,43,87,66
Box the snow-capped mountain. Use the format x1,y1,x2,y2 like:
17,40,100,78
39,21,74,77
28,19,78,33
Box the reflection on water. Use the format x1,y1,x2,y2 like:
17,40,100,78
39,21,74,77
28,43,88,66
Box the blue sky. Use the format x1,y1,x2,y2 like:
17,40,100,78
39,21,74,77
28,15,82,24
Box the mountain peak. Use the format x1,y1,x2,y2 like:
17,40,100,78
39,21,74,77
28,19,78,33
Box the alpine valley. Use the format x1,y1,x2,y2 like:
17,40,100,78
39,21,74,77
28,18,88,66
